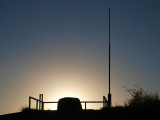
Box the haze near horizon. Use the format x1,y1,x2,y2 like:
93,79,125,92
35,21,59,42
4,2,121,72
0,0,160,115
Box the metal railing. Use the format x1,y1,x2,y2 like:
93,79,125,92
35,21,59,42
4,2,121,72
29,94,44,110
29,94,108,110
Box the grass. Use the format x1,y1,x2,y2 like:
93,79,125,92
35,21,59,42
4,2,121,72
20,105,36,112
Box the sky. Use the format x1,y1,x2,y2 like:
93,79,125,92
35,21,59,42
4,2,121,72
0,0,160,115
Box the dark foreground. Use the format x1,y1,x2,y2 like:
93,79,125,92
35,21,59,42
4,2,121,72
0,108,160,120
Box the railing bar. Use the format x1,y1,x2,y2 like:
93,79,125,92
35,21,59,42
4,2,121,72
30,97,39,101
43,101,103,104
81,101,103,103
43,102,58,103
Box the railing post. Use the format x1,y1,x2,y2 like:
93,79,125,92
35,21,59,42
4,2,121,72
85,102,86,110
108,94,111,107
36,100,38,110
103,96,108,107
39,94,41,110
42,94,44,110
29,96,31,110
42,102,44,110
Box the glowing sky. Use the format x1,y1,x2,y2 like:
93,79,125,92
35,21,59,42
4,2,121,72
0,0,160,115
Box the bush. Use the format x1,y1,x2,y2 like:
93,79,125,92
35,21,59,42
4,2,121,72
124,86,160,108
20,105,37,112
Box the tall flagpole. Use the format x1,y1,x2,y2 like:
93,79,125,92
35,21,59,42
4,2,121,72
108,8,111,107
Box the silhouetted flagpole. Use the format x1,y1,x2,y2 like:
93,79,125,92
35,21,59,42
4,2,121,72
108,8,111,107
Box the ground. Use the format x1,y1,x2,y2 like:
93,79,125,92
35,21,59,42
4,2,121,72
0,109,159,120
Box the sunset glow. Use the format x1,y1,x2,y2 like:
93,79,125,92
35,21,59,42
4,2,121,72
1,0,160,115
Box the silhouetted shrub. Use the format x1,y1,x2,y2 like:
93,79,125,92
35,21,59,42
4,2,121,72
20,105,37,112
124,86,160,109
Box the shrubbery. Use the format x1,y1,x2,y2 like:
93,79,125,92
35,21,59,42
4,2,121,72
124,86,160,109
102,86,160,113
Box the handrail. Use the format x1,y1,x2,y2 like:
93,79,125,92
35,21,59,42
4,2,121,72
29,97,40,101
43,101,103,103
29,94,43,110
29,95,108,110
43,101,58,103
81,101,103,103
43,101,104,110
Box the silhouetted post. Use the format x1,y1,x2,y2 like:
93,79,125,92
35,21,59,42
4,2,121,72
36,100,38,110
39,94,41,110
85,102,86,110
42,94,44,110
38,94,44,110
103,96,107,107
108,94,111,107
29,96,31,109
42,102,44,110
108,8,112,107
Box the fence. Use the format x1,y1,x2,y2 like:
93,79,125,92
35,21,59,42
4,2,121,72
29,94,108,110
29,94,44,110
